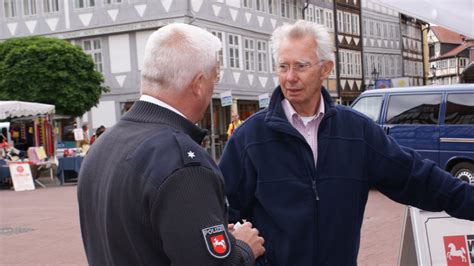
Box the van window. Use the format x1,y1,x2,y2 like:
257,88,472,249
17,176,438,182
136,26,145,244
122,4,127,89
352,96,383,122
386,94,441,125
445,93,474,125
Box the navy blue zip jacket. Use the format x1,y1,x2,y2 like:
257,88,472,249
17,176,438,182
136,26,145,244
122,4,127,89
219,87,474,265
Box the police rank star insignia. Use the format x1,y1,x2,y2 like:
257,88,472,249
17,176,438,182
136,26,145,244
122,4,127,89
201,224,231,258
187,151,195,158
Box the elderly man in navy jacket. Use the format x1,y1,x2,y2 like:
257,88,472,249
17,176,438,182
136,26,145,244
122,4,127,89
219,20,474,265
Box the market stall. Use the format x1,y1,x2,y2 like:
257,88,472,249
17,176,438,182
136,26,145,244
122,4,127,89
0,101,55,157
0,101,56,188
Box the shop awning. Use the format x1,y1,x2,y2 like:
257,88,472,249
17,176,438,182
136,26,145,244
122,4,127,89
0,101,55,120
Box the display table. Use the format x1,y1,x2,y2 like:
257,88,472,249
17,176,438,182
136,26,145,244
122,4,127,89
57,156,84,185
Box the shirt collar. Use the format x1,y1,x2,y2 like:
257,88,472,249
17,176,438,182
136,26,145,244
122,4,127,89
281,96,325,125
139,94,187,119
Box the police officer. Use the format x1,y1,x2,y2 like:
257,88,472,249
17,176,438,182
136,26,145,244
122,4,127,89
78,23,265,265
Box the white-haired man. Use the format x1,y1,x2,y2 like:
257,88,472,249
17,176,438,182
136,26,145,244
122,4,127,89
219,20,474,265
78,23,264,265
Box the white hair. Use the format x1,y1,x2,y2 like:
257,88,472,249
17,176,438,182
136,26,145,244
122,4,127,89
271,20,335,63
141,23,222,93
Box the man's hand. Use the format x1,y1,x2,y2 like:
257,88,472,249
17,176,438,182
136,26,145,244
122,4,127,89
230,222,265,258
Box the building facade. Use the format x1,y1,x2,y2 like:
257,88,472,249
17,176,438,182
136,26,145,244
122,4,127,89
428,26,473,85
400,14,426,87
361,0,403,89
334,0,363,104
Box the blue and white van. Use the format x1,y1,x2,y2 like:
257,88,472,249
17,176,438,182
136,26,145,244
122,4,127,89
351,84,474,184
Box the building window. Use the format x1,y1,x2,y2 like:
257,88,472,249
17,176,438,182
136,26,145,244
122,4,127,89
305,4,314,22
4,0,17,18
325,10,333,30
211,31,226,68
351,14,359,35
228,34,241,69
291,0,299,19
44,0,59,13
376,22,381,37
281,0,290,18
337,11,343,33
23,0,37,16
256,0,265,12
344,12,351,34
268,0,276,15
315,7,324,25
242,0,252,9
104,0,122,4
81,39,103,72
339,50,346,77
449,58,456,68
75,0,95,8
257,40,268,72
369,20,374,36
244,38,255,71
355,52,361,76
459,58,467,67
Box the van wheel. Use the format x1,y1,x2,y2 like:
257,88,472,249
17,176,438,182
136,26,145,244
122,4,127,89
450,162,474,184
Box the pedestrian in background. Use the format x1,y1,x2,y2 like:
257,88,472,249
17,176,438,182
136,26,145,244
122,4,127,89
78,23,264,265
89,125,105,145
226,112,242,140
219,20,474,265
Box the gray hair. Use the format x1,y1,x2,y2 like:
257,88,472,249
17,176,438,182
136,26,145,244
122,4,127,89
271,20,335,63
141,23,222,93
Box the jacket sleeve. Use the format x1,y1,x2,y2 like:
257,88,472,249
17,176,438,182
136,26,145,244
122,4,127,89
366,121,474,220
218,136,257,223
150,166,255,265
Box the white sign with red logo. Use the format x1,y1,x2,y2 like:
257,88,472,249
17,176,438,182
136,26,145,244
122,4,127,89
9,163,35,191
408,208,474,265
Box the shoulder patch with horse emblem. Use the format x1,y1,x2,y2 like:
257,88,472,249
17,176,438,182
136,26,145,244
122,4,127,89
201,224,231,258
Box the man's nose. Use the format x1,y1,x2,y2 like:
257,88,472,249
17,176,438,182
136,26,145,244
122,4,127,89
285,68,298,82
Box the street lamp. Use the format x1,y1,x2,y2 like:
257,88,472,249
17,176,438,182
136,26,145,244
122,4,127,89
430,65,437,85
369,67,379,89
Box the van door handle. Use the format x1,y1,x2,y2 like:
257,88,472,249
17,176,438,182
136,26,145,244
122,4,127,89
382,126,390,135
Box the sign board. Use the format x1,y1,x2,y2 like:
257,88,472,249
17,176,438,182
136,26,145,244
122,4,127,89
391,77,410,88
73,128,84,141
258,93,270,108
220,91,232,107
9,163,35,191
398,207,474,266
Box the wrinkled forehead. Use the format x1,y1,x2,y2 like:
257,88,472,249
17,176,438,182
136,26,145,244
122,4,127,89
278,36,317,62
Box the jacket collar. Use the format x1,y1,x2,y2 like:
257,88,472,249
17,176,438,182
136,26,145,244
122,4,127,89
265,86,335,134
122,100,207,144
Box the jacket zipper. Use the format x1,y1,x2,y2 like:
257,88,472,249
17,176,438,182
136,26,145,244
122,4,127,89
312,180,320,201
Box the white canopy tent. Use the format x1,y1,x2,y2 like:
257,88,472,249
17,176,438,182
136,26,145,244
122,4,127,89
0,101,56,158
378,0,474,38
0,101,55,120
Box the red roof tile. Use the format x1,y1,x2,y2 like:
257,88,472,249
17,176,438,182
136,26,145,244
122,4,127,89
431,26,464,44
438,41,474,59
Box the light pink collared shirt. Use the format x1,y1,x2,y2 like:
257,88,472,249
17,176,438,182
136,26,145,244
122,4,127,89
282,97,325,167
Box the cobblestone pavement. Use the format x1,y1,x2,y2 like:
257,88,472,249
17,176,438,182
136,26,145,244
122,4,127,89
0,181,405,265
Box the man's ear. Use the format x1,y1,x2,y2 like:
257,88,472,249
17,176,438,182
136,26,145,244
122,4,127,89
190,72,205,97
320,61,334,80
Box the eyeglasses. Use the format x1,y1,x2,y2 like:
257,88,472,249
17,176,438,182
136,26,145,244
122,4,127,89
277,61,323,74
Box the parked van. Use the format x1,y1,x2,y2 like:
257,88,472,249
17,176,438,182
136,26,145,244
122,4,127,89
351,84,474,184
